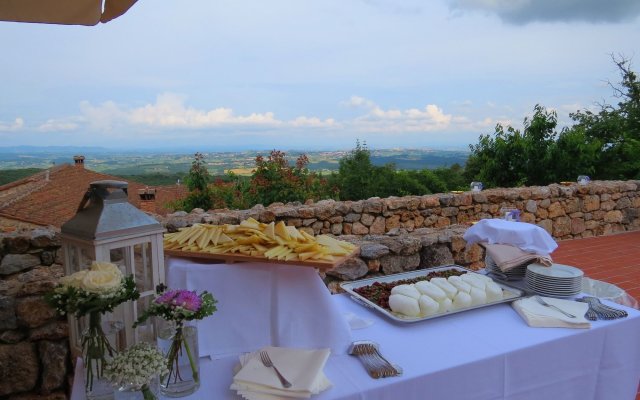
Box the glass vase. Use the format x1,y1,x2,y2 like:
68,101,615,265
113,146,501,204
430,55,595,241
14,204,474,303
83,311,123,400
157,320,200,397
115,377,160,400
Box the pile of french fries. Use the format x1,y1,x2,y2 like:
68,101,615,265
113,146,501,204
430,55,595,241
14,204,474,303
164,218,356,263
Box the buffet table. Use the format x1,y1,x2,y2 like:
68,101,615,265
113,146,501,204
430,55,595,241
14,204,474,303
166,258,640,400
72,258,640,399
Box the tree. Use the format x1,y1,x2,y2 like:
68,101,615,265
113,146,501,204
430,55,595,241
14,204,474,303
249,150,333,206
180,152,213,212
465,105,561,188
334,140,376,200
569,56,640,179
465,57,640,186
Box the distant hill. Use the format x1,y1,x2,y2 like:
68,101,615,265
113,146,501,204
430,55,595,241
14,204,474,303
0,147,469,185
0,168,44,186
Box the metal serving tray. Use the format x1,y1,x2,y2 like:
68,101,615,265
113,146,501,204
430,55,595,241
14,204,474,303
340,265,526,323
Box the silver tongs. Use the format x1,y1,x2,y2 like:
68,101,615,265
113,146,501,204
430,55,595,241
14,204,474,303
348,341,402,379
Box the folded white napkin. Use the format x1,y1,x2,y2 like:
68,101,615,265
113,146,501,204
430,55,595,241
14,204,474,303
231,346,332,399
484,243,552,272
512,296,590,329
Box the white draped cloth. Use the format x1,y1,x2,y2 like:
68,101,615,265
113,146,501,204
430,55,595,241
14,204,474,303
166,257,353,358
463,219,558,255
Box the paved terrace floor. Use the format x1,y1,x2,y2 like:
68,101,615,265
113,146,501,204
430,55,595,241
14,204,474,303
552,230,640,400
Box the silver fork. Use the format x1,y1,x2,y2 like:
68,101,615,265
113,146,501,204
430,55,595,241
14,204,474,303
534,295,576,318
259,351,292,388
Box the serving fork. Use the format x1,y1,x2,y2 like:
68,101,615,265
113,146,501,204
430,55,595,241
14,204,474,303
576,296,628,320
348,341,402,379
259,350,292,388
533,295,576,318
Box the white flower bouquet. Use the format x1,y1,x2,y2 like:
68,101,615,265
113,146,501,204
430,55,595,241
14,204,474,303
105,342,169,400
46,261,140,392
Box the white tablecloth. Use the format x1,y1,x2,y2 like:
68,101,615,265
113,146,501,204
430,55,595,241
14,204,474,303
73,259,640,400
166,257,353,358
172,293,640,400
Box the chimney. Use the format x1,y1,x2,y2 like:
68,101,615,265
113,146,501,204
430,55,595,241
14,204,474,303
73,155,85,168
138,187,157,214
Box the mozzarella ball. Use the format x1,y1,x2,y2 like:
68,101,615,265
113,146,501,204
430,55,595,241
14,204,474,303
452,291,472,310
438,298,453,313
469,286,487,306
430,278,458,299
473,274,494,283
448,277,472,293
414,281,447,302
461,273,486,290
389,294,421,317
418,295,440,316
485,281,504,302
391,284,421,299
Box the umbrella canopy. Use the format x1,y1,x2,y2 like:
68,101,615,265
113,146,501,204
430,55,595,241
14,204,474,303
0,0,138,26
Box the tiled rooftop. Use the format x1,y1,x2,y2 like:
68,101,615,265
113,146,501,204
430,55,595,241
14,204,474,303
0,163,187,227
552,230,640,400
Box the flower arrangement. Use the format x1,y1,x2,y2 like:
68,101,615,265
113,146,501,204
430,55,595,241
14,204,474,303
104,342,169,400
135,284,217,393
46,261,139,392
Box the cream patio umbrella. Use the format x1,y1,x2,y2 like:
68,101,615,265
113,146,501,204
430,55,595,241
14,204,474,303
0,0,138,26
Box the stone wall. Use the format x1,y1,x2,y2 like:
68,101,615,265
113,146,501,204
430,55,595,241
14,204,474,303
159,180,640,290
0,229,68,400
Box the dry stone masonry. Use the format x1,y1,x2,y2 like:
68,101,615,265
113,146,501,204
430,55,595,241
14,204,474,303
0,229,67,400
1,179,639,398
158,180,640,291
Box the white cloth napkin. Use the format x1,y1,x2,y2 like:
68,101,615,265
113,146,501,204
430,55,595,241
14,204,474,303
512,296,590,329
484,243,552,272
464,219,558,255
231,346,332,399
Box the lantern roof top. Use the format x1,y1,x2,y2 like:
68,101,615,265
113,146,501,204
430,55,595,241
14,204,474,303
61,180,163,240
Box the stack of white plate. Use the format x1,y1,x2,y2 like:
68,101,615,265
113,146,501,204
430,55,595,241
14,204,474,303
525,263,583,298
484,255,527,281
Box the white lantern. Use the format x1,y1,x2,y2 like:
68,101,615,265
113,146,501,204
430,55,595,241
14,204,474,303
60,180,165,357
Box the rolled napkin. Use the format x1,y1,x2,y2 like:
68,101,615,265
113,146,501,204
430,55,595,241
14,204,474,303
484,243,553,272
512,296,591,329
464,219,558,255
231,346,332,399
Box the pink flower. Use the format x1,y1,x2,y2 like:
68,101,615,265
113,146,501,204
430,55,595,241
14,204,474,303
155,290,178,305
174,290,202,311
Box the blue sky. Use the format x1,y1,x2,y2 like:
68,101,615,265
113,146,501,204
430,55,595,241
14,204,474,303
1,0,639,151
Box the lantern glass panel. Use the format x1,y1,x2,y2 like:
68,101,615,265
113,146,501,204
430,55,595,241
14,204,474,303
134,242,154,293
136,295,156,343
108,247,127,273
66,245,95,273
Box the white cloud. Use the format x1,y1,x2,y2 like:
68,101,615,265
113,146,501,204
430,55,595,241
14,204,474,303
79,100,128,131
76,93,341,133
342,95,377,109
126,93,281,128
37,118,79,132
0,117,24,131
348,97,453,133
290,116,338,128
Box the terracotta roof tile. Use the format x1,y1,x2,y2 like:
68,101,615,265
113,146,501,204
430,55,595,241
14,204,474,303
0,164,187,227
